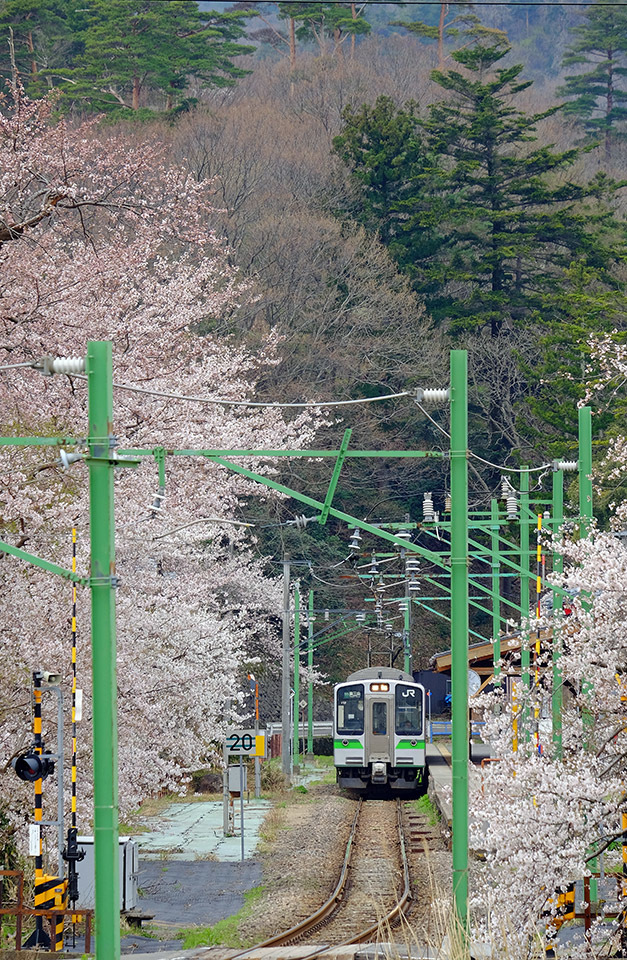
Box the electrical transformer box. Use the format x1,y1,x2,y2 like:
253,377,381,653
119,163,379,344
75,836,139,912
228,765,247,793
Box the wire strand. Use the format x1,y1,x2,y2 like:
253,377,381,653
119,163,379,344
415,401,553,474
0,361,40,370
71,374,411,409
140,1,627,6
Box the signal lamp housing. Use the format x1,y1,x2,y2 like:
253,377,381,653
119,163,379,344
12,750,55,782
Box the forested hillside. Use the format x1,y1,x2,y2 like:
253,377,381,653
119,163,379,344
0,0,625,795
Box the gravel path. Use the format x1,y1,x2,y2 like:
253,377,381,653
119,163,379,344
237,784,452,949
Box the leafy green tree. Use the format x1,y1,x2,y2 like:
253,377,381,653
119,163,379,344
55,0,254,114
521,260,626,454
390,6,479,71
559,1,627,159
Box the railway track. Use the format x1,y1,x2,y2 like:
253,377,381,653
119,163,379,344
231,798,412,959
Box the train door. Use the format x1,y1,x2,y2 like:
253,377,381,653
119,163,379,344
367,698,391,761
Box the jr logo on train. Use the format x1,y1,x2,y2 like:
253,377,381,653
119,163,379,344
333,668,427,792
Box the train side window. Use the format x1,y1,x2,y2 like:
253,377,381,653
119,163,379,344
336,684,364,734
395,684,422,735
372,701,387,736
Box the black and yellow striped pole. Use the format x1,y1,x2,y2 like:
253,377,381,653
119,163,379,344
64,526,86,943
545,883,575,958
621,809,626,957
534,514,542,755
71,527,78,830
25,671,51,949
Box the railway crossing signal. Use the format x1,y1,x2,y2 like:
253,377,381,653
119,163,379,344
12,749,55,782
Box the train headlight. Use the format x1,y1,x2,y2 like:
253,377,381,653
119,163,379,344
370,683,389,692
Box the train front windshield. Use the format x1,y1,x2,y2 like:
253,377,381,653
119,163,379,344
336,684,364,734
395,684,422,735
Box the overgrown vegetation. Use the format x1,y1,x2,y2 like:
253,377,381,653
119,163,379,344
176,885,265,949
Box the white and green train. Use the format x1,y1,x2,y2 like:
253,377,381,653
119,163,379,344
334,667,427,793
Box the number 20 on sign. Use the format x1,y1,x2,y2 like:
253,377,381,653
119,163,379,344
226,729,266,757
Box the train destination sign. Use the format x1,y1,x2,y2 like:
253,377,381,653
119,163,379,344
225,729,266,757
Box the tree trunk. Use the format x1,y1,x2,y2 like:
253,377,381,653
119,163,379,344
605,48,614,162
438,2,446,70
289,17,296,70
26,30,37,77
351,3,357,60
133,75,140,110
334,26,342,57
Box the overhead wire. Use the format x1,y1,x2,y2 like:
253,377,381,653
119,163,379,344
138,0,627,6
415,401,554,474
69,374,412,409
9,356,561,476
0,361,42,370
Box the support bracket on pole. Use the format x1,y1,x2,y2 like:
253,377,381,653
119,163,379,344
0,541,88,586
319,429,351,525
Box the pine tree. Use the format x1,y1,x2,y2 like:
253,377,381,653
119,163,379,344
334,39,625,452
418,42,622,338
332,97,427,260
54,0,253,114
0,0,82,92
278,2,370,59
559,1,627,160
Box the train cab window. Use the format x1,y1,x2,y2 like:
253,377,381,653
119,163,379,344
336,684,364,734
395,684,422,735
372,702,387,736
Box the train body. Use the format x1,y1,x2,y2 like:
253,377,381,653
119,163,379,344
333,668,426,792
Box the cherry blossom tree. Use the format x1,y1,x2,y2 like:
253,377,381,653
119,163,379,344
0,86,317,827
467,336,627,956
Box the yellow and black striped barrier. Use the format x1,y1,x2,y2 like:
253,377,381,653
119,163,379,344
544,883,575,958
34,875,67,951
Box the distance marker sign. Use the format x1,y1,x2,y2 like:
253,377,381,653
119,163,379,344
225,729,266,757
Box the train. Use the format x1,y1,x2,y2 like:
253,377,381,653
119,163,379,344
333,667,427,793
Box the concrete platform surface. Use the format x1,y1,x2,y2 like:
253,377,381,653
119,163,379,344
138,798,272,862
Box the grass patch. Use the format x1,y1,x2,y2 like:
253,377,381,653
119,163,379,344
313,754,334,767
257,805,286,851
177,885,265,949
412,793,441,825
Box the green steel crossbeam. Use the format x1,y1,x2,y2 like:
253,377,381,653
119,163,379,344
420,571,519,622
0,436,80,447
120,447,444,459
203,455,453,571
413,598,487,642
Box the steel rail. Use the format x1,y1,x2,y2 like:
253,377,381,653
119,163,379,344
314,799,412,949
231,798,412,959
229,799,362,959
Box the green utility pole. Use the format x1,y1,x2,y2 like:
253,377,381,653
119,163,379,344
307,590,314,757
491,499,501,684
551,468,564,759
293,584,300,771
579,406,595,757
450,350,469,930
579,407,593,536
281,555,291,776
87,341,120,960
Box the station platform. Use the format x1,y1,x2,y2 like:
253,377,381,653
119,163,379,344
426,742,486,843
